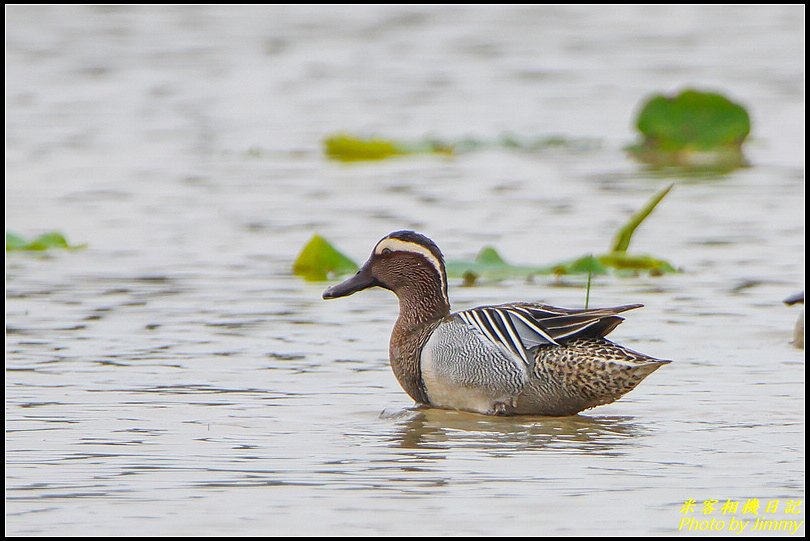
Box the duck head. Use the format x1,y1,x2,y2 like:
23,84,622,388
322,230,450,318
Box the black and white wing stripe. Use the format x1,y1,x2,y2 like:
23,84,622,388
456,302,643,365
457,306,557,364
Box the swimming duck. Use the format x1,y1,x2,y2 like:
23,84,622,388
784,291,804,349
323,231,669,416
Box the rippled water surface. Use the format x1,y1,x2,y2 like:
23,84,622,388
6,5,805,536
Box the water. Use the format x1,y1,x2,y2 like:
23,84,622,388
5,5,805,536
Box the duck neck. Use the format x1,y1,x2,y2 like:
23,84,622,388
388,273,450,404
394,282,451,333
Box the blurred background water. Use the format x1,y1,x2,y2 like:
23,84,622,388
5,5,804,536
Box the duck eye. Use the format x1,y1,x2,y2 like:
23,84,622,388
381,248,392,256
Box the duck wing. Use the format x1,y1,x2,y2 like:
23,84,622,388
455,302,643,365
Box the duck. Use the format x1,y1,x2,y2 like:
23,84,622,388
323,230,670,416
783,291,804,349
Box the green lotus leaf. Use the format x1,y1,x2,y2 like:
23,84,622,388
630,89,751,171
611,183,674,253
323,134,407,162
446,246,555,284
293,234,359,281
636,89,750,152
6,231,85,252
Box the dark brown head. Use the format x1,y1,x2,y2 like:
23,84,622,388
322,231,450,318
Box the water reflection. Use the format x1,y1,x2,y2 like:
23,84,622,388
384,407,647,455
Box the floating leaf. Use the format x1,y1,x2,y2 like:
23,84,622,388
611,183,674,253
293,234,359,281
6,231,85,252
629,88,750,170
596,253,677,275
636,89,750,151
6,232,27,251
323,134,406,162
445,186,678,283
448,245,677,283
446,246,556,285
551,254,610,276
323,132,600,162
474,246,507,265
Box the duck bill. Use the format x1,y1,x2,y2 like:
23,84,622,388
322,264,378,299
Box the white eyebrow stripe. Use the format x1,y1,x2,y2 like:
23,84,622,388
374,238,443,276
374,237,448,305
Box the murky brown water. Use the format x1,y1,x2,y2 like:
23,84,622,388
6,5,804,536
